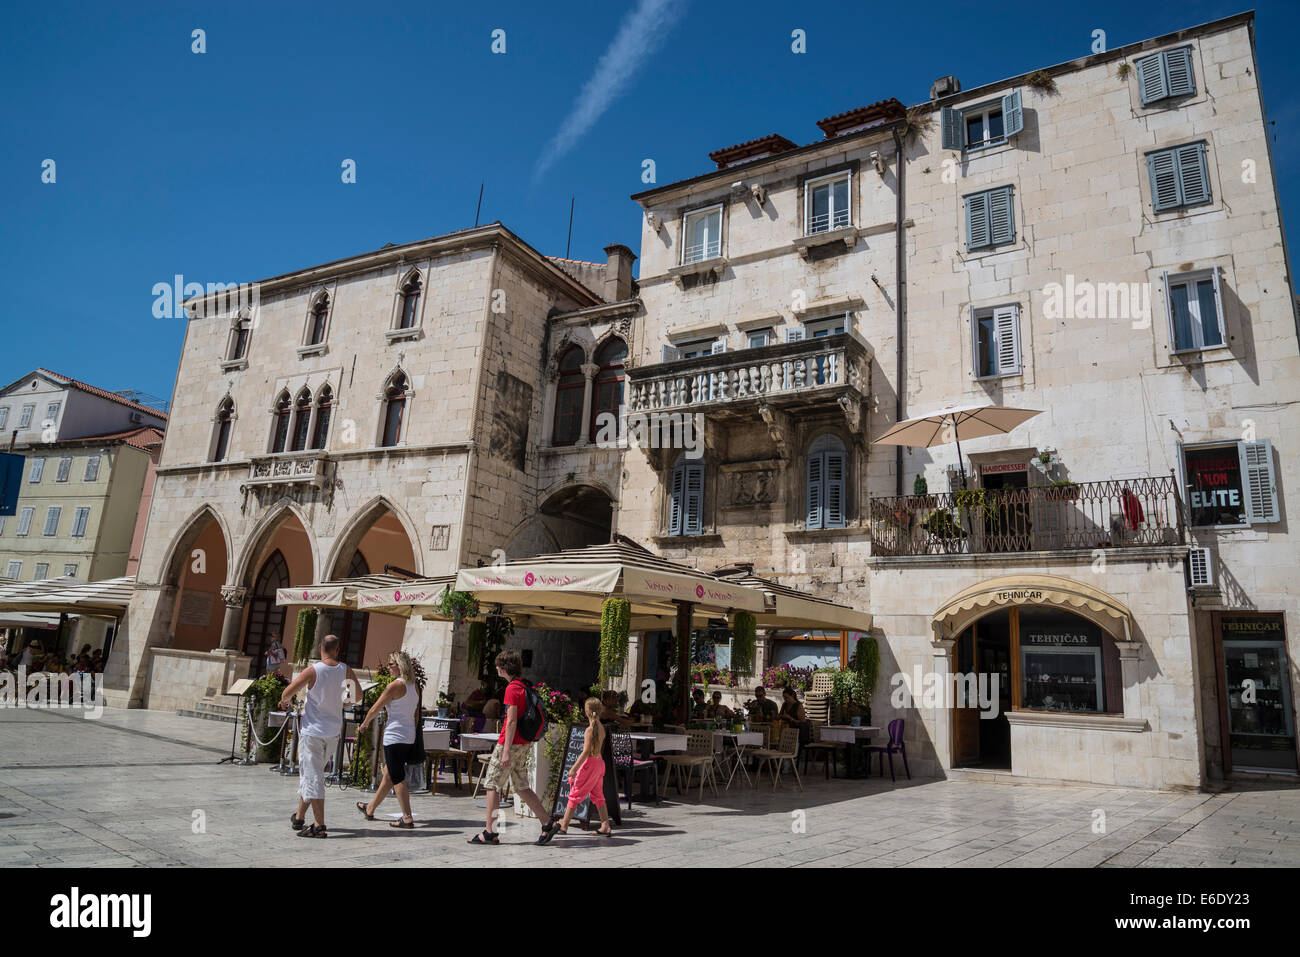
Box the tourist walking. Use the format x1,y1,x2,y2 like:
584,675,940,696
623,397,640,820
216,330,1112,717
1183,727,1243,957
467,650,555,845
356,652,421,829
279,635,357,838
538,697,612,843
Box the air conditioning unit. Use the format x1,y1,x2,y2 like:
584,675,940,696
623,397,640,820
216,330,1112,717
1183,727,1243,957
930,75,962,100
1187,547,1213,588
129,412,143,424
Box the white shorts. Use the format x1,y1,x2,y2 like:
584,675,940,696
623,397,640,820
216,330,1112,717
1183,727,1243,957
298,734,337,801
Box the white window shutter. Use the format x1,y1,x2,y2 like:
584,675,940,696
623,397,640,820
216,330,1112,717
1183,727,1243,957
1161,270,1175,348
711,338,728,354
1238,439,1279,523
1002,89,1023,138
785,327,805,342
661,344,682,362
993,305,1021,374
1210,265,1226,345
1187,547,1212,587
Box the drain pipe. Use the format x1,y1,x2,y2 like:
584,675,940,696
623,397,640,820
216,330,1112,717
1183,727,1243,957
892,125,907,497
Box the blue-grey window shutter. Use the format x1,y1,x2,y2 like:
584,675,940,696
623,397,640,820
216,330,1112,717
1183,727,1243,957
1148,149,1179,211
1164,48,1195,98
989,187,1014,245
940,107,962,150
683,462,704,535
1177,142,1210,206
668,463,684,535
806,453,824,529
1001,89,1023,138
965,192,989,251
824,452,846,528
1136,52,1166,105
1238,440,1279,523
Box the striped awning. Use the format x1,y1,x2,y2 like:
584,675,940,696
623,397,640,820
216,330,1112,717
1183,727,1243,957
275,574,417,611
932,574,1134,638
0,576,134,617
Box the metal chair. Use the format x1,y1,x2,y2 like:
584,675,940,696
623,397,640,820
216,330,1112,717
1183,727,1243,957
863,718,910,781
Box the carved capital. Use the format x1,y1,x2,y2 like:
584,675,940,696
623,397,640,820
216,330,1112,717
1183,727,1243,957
837,393,863,434
220,586,248,608
581,362,600,379
758,403,791,460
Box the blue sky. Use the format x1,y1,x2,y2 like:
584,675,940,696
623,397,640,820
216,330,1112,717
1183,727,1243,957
2,0,1296,403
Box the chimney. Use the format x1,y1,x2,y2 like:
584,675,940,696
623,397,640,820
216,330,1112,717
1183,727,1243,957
929,75,961,101
603,243,636,303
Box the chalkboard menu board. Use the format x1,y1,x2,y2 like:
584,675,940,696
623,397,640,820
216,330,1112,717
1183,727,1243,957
550,723,621,827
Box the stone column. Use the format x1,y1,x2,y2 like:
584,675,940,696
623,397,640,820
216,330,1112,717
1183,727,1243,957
577,362,599,446
1114,639,1143,719
217,586,248,653
930,623,957,772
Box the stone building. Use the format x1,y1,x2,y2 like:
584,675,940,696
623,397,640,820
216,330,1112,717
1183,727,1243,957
603,11,1298,788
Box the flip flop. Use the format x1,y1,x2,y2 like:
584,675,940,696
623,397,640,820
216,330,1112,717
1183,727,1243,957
290,814,305,831
298,824,328,838
390,818,414,829
356,802,375,821
468,829,499,845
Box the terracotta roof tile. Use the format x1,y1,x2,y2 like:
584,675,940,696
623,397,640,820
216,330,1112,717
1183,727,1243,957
816,98,906,138
707,134,799,170
34,369,169,420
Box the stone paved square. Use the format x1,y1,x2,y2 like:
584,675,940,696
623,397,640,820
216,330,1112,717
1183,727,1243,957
2,707,1297,868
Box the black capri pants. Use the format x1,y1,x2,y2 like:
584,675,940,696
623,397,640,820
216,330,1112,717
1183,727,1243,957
383,741,417,784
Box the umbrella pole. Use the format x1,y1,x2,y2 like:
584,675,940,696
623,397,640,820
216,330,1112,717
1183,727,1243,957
675,601,693,725
954,433,969,490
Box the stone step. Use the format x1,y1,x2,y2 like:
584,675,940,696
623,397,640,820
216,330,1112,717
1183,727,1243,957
177,695,242,724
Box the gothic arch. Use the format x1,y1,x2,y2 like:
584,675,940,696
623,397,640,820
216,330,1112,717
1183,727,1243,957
156,504,233,586
323,495,424,579
233,497,319,589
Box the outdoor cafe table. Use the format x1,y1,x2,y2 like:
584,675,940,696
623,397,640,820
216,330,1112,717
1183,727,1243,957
628,731,687,753
820,725,880,778
460,731,499,754
711,730,763,789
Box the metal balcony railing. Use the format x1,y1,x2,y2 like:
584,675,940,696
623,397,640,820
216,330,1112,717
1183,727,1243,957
806,209,851,235
869,475,1186,556
682,239,721,264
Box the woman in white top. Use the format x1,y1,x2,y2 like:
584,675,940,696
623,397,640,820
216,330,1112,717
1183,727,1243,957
357,651,422,829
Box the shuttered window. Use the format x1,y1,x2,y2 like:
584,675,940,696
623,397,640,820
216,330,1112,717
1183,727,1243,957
973,305,1022,377
42,506,61,536
1238,440,1279,524
965,186,1015,252
1135,47,1196,106
806,436,847,530
72,507,90,538
940,90,1024,151
669,460,705,536
1147,142,1211,212
56,457,72,482
16,508,33,537
29,458,45,483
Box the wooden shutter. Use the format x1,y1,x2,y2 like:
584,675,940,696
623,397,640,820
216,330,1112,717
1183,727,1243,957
824,451,846,528
661,344,681,362
806,454,824,529
1177,142,1210,206
989,187,1014,245
1164,48,1195,98
1238,440,1279,523
683,463,704,535
966,191,989,251
993,305,1021,374
668,464,684,535
1136,52,1166,105
1148,149,1179,212
940,106,963,150
1002,89,1023,138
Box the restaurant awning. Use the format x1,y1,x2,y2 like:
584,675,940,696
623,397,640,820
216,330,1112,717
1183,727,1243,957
275,574,418,612
728,574,873,632
0,611,63,630
931,574,1134,639
0,576,134,618
351,575,459,620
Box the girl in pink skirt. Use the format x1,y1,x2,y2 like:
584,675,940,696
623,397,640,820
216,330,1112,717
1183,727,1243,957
538,697,612,842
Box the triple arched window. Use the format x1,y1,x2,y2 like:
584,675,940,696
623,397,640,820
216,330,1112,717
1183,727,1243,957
806,434,848,529
270,384,334,453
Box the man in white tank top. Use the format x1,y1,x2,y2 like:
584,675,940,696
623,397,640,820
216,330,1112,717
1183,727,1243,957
278,634,359,838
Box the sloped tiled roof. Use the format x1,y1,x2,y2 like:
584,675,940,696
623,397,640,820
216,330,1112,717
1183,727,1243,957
708,134,799,169
32,369,169,420
816,98,906,138
64,426,166,450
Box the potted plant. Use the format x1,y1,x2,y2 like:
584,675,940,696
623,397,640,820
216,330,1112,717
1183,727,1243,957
1045,479,1080,501
922,509,967,540
436,689,454,717
911,474,936,508
436,587,480,626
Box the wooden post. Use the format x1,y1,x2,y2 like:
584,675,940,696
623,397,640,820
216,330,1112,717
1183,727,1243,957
676,600,693,724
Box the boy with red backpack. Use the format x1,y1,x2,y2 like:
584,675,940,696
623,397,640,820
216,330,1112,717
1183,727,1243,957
468,649,558,845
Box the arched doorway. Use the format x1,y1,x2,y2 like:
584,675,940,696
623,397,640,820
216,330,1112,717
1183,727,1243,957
244,550,289,673
164,507,230,653
537,483,614,550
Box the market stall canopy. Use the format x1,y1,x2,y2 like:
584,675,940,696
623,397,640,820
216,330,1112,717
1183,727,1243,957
275,574,415,611
932,574,1134,640
725,574,873,632
0,577,134,618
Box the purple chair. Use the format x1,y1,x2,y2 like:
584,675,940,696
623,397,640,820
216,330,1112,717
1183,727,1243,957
863,718,910,781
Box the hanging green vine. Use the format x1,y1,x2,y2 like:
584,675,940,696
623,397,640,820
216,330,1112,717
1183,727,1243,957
852,634,880,704
482,615,514,698
293,608,317,664
352,671,394,787
599,598,631,685
466,621,487,675
436,587,480,626
731,611,756,674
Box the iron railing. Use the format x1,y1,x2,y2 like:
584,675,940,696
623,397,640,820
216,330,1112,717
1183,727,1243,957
869,474,1185,556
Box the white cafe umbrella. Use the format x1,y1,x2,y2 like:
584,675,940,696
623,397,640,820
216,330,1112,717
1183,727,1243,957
872,403,1043,488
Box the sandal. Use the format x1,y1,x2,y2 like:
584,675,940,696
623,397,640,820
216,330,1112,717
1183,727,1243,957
355,802,374,821
597,825,613,837
290,813,305,831
468,829,499,845
390,818,414,829
297,824,328,838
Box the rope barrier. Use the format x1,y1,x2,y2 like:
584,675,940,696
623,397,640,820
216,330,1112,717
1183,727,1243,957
243,700,289,748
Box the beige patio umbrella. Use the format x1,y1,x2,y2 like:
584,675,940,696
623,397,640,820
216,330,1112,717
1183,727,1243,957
872,403,1043,488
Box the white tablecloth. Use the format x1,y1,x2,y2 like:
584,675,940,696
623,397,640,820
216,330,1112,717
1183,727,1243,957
419,727,451,751
819,725,879,744
629,732,688,753
461,732,499,753
712,730,764,750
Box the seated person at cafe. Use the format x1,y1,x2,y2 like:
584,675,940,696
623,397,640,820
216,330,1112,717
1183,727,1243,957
464,683,487,713
747,685,779,720
599,691,635,727
690,687,708,718
706,690,733,719
779,685,812,745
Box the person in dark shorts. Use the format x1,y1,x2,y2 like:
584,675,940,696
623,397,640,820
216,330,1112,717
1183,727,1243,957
357,651,422,829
